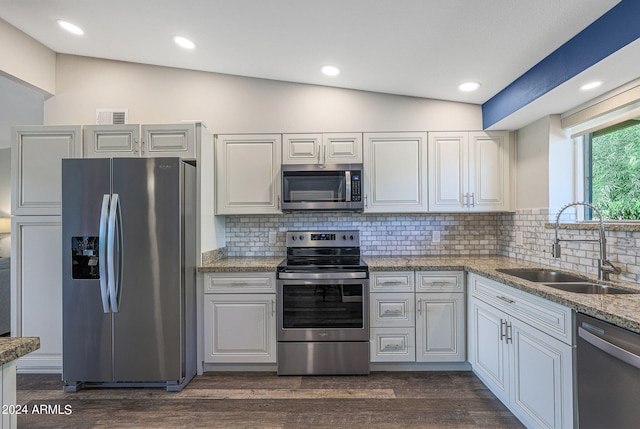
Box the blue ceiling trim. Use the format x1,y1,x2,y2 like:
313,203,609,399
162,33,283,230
482,0,640,129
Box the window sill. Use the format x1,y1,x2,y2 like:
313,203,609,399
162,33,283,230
544,222,640,232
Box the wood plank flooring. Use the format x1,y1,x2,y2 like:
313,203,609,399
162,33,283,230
16,371,524,428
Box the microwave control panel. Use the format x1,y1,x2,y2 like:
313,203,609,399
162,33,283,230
351,173,361,201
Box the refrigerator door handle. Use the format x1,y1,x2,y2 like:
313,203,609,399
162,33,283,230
107,193,121,313
99,194,111,313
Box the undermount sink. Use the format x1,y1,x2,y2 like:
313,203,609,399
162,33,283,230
497,269,586,283
542,283,640,295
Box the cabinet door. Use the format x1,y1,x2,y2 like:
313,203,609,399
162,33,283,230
323,133,362,164
468,131,511,212
510,320,573,429
11,217,62,372
363,132,428,212
12,126,82,215
428,132,467,212
216,134,282,215
142,124,195,159
416,293,465,362
204,294,276,363
282,133,322,164
83,125,140,158
468,297,510,403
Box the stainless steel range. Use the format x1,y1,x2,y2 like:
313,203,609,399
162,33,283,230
276,230,370,375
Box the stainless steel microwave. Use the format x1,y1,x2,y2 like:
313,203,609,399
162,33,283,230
281,164,363,211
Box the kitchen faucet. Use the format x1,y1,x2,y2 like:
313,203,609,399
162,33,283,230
551,201,621,281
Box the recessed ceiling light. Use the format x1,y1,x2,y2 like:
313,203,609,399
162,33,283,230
458,81,481,92
321,65,340,77
580,81,603,91
57,20,84,35
174,36,196,50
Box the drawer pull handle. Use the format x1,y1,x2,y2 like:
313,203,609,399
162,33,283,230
425,281,453,286
497,295,515,304
383,309,403,315
384,344,403,350
380,281,404,285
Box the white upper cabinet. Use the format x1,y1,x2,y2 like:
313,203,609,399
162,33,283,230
216,134,282,215
84,124,139,158
141,124,195,158
282,133,362,164
363,132,428,213
12,126,82,215
83,123,196,159
428,131,512,212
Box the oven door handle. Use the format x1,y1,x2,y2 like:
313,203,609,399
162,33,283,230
278,272,368,280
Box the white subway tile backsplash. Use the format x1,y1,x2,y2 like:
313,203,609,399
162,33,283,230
225,212,498,257
497,209,640,284
221,209,639,283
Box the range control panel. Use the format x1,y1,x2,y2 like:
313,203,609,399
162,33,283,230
286,230,360,247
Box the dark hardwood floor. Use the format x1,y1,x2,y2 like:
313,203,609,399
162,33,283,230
17,371,524,428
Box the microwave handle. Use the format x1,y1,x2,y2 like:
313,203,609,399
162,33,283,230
345,171,351,202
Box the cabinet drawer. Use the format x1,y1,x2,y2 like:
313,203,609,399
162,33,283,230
370,271,415,292
204,273,276,293
468,273,573,345
370,293,415,327
370,328,416,362
416,271,464,292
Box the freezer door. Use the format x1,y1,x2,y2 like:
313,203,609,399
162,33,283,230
111,158,183,381
62,158,113,382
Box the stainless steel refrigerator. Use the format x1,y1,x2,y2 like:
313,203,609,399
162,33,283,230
61,157,196,392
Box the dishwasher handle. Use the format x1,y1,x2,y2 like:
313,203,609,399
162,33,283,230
579,326,640,369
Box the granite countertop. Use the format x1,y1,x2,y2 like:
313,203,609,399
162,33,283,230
364,255,640,334
199,254,640,334
0,337,40,366
198,257,284,273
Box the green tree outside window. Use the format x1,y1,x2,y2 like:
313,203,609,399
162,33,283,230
589,121,640,220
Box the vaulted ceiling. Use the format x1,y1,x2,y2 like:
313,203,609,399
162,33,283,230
2,0,638,129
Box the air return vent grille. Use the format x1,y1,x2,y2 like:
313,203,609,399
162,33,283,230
96,109,128,125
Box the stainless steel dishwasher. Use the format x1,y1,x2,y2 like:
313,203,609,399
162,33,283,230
576,313,640,428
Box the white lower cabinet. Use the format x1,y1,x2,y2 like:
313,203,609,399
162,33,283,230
370,271,416,362
1,361,17,429
468,273,574,429
11,217,62,372
370,328,416,362
369,271,465,364
416,292,465,362
203,273,276,364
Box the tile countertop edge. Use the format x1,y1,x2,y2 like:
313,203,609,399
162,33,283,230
0,337,40,366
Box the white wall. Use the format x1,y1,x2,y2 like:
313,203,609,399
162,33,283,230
45,54,482,131
515,116,550,209
548,114,575,218
0,18,56,95
0,75,45,149
0,75,45,257
0,149,10,257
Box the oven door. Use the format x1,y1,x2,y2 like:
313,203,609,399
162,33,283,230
277,277,369,342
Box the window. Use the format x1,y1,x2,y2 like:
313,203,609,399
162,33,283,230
584,120,640,220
